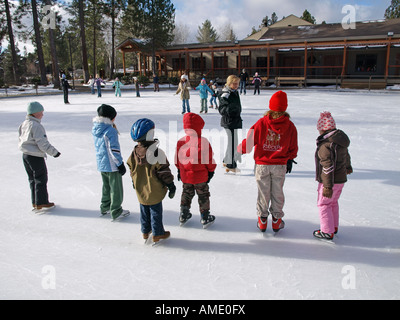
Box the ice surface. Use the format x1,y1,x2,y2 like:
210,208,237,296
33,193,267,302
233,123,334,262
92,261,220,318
1,86,399,300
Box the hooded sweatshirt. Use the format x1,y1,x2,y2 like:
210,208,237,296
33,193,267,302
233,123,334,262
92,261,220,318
238,113,298,165
315,129,352,188
92,116,123,172
175,113,217,184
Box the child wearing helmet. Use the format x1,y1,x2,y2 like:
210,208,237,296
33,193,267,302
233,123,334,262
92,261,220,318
127,118,176,244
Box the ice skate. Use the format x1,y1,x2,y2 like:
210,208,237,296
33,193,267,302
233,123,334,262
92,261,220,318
179,209,192,227
272,218,285,233
33,202,55,214
201,212,215,229
313,230,335,244
257,216,268,232
143,231,152,244
152,231,170,246
111,210,130,222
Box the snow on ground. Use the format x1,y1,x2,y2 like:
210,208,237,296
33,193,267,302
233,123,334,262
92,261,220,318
0,87,399,300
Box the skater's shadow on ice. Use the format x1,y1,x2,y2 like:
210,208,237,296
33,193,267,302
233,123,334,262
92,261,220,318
289,169,400,186
164,218,400,268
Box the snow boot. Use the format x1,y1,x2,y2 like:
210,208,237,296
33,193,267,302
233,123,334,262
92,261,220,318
313,229,334,241
201,211,215,229
257,216,268,232
272,217,285,233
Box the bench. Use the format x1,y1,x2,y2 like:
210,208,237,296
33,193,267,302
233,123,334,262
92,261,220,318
341,79,387,90
275,77,305,88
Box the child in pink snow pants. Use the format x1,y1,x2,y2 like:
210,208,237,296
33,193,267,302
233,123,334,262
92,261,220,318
314,112,352,241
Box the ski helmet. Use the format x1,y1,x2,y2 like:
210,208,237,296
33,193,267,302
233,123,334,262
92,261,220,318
131,118,155,142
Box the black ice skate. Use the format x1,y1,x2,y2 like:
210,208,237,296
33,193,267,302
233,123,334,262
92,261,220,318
201,211,215,229
179,207,192,227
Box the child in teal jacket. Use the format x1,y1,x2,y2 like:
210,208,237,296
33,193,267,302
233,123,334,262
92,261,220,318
194,78,214,113
112,77,124,97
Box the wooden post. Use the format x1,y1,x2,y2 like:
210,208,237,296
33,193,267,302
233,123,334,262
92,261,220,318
122,51,126,75
267,45,270,80
385,38,392,79
341,42,347,78
304,42,308,81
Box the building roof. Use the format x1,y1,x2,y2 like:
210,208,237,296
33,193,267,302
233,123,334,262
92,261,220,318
246,15,313,40
257,18,400,44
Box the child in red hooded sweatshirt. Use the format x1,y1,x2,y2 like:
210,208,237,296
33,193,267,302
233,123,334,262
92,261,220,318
175,113,217,228
238,91,298,233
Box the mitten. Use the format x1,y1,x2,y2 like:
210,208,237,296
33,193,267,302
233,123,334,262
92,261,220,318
286,159,297,173
167,183,176,199
323,187,333,198
117,162,126,176
207,171,215,183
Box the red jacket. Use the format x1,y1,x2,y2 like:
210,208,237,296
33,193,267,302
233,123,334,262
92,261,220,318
175,113,217,184
238,114,298,165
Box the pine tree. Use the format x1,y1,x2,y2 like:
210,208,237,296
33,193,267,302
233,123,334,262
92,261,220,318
385,0,400,19
301,9,316,24
196,20,219,43
123,0,175,74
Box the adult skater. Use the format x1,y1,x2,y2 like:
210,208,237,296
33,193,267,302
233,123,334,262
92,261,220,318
238,69,249,95
218,75,243,172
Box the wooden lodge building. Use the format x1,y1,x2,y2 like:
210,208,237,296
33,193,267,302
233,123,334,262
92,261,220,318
116,15,400,89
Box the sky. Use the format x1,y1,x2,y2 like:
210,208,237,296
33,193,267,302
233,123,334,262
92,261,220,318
173,0,392,41
1,0,393,54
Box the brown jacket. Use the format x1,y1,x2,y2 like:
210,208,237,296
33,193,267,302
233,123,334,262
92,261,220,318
127,140,174,206
315,129,352,188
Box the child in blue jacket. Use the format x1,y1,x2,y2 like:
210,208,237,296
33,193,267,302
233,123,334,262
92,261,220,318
92,104,129,221
194,78,214,113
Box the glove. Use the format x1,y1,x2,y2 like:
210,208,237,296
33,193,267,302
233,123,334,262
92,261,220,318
207,171,214,183
286,159,297,174
323,187,333,199
167,183,176,199
54,152,61,158
117,162,126,176
177,169,181,181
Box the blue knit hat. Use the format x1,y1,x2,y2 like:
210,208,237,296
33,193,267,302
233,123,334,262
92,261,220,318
27,101,44,115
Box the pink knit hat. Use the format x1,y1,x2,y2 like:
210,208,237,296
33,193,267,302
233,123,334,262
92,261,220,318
317,112,336,131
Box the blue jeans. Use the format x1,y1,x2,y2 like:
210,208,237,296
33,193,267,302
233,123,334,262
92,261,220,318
209,96,217,107
140,202,165,236
182,99,190,113
239,81,246,94
97,85,102,97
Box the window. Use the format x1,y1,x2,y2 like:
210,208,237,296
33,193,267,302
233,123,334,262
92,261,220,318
192,57,206,71
172,58,185,70
355,54,377,73
214,56,227,69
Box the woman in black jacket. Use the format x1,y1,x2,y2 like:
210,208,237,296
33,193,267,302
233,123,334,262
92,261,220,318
218,75,243,171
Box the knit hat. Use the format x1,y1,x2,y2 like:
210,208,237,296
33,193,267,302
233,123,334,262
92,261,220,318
317,111,336,131
27,101,44,115
269,91,288,112
97,104,117,120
